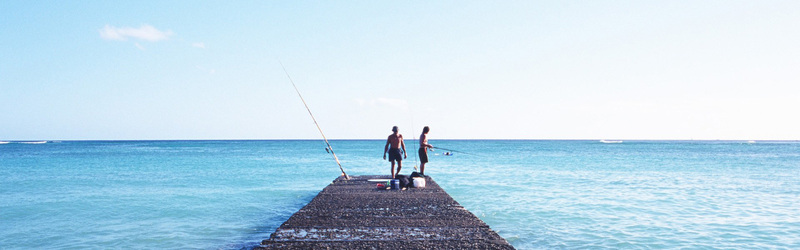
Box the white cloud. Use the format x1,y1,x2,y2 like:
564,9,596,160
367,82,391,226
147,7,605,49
99,24,174,42
196,66,216,74
355,97,409,111
191,42,206,49
377,98,408,110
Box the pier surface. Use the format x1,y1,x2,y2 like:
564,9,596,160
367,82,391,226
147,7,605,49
258,175,514,249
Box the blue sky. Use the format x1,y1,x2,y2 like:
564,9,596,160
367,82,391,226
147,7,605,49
2,1,799,140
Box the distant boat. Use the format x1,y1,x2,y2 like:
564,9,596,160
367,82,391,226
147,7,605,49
0,141,10,144
600,140,623,144
747,140,756,144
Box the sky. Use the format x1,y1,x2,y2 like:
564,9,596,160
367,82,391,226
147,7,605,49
2,1,799,140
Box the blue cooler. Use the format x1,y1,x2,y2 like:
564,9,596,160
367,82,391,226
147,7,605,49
390,179,400,190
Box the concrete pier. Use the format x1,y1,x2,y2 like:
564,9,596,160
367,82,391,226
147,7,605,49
257,175,514,249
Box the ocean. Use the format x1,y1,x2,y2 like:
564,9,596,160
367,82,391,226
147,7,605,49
1,140,799,249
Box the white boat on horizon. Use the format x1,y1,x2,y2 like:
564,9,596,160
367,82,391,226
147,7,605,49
600,140,623,144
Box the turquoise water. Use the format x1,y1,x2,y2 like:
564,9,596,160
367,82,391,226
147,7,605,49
2,140,799,249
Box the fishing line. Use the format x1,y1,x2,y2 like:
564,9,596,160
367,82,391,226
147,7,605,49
410,115,418,171
280,62,349,179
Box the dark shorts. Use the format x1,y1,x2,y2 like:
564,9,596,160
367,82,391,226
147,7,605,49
388,148,402,162
418,148,428,163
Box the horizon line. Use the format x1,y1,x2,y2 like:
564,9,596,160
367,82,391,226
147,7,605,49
2,139,799,142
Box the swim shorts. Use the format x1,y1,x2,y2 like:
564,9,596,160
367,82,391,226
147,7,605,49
388,148,403,162
418,147,428,163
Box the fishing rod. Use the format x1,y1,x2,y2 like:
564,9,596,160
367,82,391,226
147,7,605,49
432,146,476,156
280,62,349,180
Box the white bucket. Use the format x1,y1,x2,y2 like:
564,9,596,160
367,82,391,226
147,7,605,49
412,177,426,188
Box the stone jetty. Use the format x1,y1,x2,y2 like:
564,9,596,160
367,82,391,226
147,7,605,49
257,175,514,249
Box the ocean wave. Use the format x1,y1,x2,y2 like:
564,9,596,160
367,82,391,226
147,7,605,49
19,141,48,144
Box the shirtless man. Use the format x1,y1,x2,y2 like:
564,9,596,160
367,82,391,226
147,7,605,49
383,126,407,179
418,126,433,176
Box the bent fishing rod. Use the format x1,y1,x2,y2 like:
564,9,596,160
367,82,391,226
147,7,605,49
281,62,349,179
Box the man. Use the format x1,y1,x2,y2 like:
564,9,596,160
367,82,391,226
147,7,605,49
418,126,433,176
383,126,407,179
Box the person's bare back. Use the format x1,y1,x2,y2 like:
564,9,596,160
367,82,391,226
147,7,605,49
388,133,403,149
